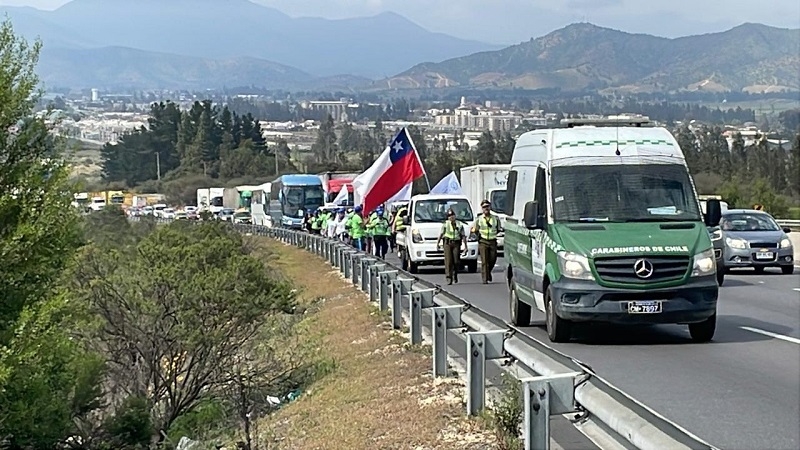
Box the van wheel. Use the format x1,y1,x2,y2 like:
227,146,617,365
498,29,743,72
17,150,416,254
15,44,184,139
545,286,571,343
689,314,716,343
716,268,725,286
409,261,419,274
400,251,409,271
782,265,794,275
466,261,478,273
509,280,531,327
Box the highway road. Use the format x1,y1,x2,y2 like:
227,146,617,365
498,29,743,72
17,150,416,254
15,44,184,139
384,251,800,450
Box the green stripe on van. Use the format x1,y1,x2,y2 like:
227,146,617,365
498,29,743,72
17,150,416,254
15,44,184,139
555,139,673,149
504,222,564,253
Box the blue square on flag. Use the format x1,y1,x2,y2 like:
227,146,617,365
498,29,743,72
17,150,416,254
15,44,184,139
389,129,413,163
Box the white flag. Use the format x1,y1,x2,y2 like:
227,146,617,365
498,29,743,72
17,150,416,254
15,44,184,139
332,185,349,205
430,171,463,195
386,182,413,204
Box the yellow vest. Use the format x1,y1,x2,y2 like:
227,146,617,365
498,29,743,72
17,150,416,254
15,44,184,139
441,221,462,240
473,214,499,240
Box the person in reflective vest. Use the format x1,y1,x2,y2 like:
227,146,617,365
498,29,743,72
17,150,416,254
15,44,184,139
349,205,366,251
369,206,391,259
311,210,323,234
320,209,330,237
436,209,466,285
472,199,502,284
392,206,408,256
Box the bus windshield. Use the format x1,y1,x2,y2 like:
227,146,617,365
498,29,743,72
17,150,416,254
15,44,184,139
282,185,325,216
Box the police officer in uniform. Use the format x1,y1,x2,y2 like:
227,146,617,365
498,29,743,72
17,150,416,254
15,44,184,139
436,209,466,285
472,199,502,284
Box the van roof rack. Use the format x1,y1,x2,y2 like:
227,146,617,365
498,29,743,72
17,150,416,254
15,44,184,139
560,116,652,128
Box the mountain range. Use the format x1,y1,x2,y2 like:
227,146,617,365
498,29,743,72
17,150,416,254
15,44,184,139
1,0,798,94
381,23,800,94
0,0,499,88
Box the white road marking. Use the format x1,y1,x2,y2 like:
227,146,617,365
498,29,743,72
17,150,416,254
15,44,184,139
794,288,800,292
740,326,800,345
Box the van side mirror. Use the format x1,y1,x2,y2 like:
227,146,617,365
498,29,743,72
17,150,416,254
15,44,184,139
523,201,544,229
402,216,410,226
704,199,722,227
783,227,791,234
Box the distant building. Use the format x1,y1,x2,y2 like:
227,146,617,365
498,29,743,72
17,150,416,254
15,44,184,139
91,89,100,102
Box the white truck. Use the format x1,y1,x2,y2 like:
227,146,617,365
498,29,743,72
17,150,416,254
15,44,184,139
396,194,479,274
459,164,509,253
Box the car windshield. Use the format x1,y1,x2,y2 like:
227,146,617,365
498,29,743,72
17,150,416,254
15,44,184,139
234,212,250,218
551,164,701,222
413,199,474,223
721,213,780,232
221,209,234,215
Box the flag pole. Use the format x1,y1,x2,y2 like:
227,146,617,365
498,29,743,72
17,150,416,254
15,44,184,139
402,127,432,192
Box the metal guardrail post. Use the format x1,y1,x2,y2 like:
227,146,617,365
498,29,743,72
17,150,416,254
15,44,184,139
343,251,353,278
466,330,507,416
378,270,398,311
360,258,376,292
431,305,463,377
391,278,414,329
369,264,386,302
352,254,364,285
409,289,435,345
522,373,580,450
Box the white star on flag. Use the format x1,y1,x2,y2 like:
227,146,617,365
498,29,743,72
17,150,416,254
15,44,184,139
393,141,403,152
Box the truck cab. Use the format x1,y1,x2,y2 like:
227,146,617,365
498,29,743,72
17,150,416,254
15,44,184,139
397,194,480,274
460,164,510,254
504,117,721,343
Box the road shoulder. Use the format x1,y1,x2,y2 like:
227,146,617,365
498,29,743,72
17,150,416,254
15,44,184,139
256,238,498,449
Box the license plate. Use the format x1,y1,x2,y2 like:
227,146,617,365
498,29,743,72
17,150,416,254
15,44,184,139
628,301,662,314
755,251,774,260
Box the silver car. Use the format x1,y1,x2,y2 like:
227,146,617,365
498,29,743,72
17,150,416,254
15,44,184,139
720,209,794,275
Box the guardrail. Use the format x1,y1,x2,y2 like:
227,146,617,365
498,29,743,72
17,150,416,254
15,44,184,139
776,219,800,230
144,218,718,450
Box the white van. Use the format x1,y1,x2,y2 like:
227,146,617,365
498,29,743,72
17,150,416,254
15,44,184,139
397,194,480,273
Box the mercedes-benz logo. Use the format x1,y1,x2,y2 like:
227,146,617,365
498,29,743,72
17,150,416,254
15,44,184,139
633,258,654,279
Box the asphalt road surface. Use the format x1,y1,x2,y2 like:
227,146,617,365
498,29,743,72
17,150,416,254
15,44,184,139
384,251,800,450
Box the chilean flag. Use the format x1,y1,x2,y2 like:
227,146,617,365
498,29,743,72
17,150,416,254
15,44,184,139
354,127,425,213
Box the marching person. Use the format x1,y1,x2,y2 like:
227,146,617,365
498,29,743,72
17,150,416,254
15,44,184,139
348,205,366,251
334,208,348,240
326,208,341,239
369,206,391,259
436,209,466,285
472,199,502,284
392,204,408,257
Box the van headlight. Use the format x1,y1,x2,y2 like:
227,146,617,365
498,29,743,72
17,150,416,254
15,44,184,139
558,252,594,281
467,230,478,242
691,248,716,277
411,229,423,243
725,237,747,249
780,238,792,249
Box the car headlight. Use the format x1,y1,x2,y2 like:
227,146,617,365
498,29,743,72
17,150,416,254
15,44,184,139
411,229,423,243
558,252,594,281
692,248,716,277
780,238,792,249
725,237,748,249
468,230,478,242
710,229,722,241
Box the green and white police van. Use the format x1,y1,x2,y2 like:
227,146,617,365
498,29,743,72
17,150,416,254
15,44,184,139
504,117,722,343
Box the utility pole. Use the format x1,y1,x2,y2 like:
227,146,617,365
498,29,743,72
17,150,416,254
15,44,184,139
156,152,161,181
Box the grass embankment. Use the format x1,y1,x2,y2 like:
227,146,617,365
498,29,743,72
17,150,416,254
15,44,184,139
256,237,497,449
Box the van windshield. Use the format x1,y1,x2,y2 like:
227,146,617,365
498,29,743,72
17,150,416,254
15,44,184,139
413,199,474,223
551,164,701,223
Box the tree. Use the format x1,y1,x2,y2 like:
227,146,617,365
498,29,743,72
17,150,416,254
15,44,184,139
67,221,297,444
0,18,104,447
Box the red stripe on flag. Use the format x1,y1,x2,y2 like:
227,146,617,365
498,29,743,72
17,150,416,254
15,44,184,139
363,151,424,212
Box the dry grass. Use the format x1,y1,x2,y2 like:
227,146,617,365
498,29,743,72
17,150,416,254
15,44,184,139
254,237,497,450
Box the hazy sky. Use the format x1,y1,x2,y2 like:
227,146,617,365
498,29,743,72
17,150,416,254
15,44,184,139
2,0,799,44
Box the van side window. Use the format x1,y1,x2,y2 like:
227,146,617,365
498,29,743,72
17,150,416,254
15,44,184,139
505,170,518,216
535,166,547,220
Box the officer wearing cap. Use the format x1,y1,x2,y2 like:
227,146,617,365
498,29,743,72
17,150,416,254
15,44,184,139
436,208,466,285
472,199,502,284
